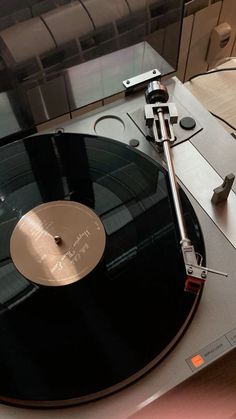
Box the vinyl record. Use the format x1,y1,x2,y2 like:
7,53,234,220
0,133,205,406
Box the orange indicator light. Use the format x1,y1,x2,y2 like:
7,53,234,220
191,354,204,368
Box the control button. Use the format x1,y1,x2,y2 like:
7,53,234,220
180,116,196,130
191,354,205,368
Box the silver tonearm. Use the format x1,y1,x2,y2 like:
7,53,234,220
144,81,227,294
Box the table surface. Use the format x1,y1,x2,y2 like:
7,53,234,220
185,59,236,134
130,348,236,419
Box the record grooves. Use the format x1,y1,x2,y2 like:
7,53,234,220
0,133,205,407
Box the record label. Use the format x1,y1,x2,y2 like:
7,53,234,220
10,201,106,286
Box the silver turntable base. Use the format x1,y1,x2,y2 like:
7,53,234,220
1,77,236,419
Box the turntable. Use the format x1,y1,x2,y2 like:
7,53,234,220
0,1,236,418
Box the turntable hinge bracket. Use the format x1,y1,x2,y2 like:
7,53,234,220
123,69,161,92
211,173,235,205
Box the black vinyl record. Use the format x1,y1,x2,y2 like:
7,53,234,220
0,133,205,407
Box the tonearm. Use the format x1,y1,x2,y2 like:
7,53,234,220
144,81,227,294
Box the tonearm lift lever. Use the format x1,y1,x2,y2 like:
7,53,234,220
144,81,227,294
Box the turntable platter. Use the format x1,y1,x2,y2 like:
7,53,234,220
0,133,205,406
